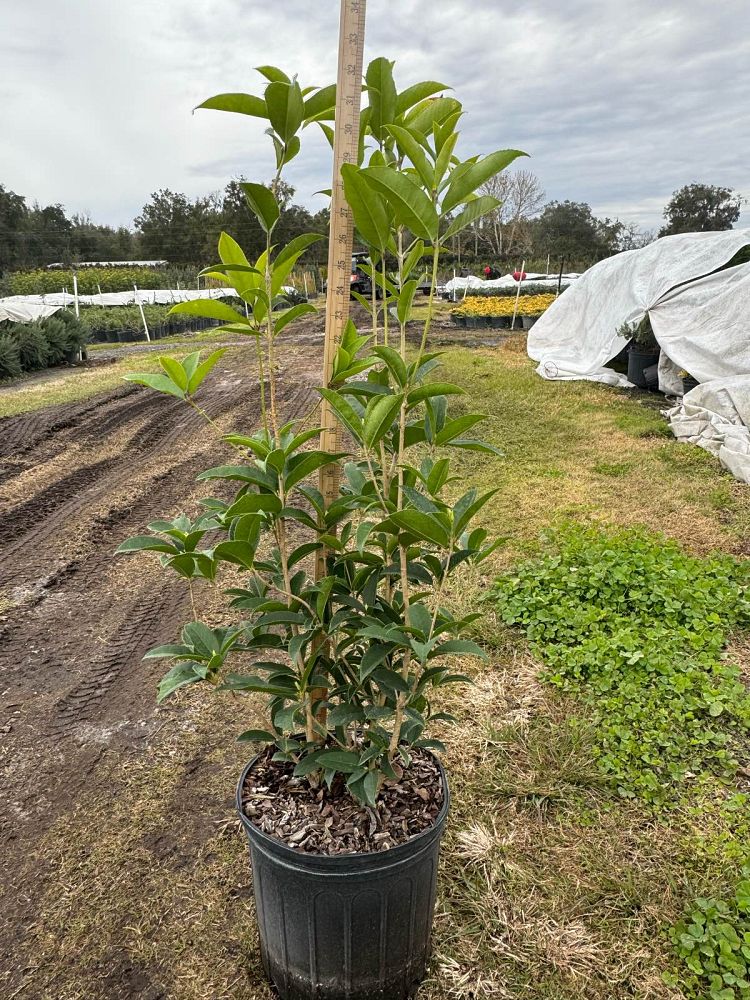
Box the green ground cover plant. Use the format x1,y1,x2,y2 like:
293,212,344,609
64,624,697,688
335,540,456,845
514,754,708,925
490,524,750,804
669,867,750,999
489,524,750,996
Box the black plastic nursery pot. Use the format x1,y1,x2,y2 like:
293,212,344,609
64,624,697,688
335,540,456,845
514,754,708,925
521,314,540,330
489,315,511,329
236,755,450,1000
627,345,660,389
682,375,700,394
450,313,465,327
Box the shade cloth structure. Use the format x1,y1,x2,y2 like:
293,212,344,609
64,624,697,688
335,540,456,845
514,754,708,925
0,286,298,323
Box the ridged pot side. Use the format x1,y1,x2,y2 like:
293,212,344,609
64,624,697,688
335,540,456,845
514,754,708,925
236,754,450,1000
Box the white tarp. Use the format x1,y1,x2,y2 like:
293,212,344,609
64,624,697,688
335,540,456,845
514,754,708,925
526,229,750,482
666,377,750,483
445,272,580,294
0,285,296,323
527,229,750,386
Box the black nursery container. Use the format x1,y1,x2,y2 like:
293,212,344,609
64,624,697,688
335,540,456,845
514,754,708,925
236,756,450,1000
627,345,660,389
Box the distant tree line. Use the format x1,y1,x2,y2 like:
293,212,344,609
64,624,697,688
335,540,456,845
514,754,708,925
0,176,742,278
448,175,745,272
0,179,330,275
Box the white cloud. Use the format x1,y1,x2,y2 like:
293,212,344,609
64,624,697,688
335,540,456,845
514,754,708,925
1,0,748,231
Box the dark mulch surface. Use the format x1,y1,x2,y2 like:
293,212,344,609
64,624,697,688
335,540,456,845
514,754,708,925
241,746,444,855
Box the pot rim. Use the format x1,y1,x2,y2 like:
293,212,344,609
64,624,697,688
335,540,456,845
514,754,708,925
236,747,450,865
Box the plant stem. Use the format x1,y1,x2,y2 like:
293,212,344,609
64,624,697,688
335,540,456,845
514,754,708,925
417,243,441,365
381,255,389,348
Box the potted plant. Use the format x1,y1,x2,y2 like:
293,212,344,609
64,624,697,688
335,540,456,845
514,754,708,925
679,369,700,394
617,315,660,389
118,60,522,1000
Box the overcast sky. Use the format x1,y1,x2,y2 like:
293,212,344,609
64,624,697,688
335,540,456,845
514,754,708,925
2,0,748,233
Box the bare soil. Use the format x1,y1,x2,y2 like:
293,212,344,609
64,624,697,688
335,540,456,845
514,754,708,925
0,338,321,994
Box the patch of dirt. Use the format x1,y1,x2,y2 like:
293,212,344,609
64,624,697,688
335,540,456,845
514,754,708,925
241,745,444,855
0,339,320,992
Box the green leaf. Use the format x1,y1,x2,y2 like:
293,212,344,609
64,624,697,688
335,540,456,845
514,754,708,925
442,149,527,214
433,639,487,660
238,728,277,742
361,167,439,242
381,510,450,547
241,182,280,234
213,540,257,569
285,451,347,491
255,65,290,84
403,240,426,281
442,196,501,242
341,164,392,252
188,349,227,394
168,298,249,325
195,92,266,118
365,57,397,141
319,388,364,441
404,96,462,136
407,382,463,407
273,233,324,292
265,80,304,142
387,125,433,191
303,83,336,122
434,131,459,188
116,535,176,554
226,493,282,517
123,372,185,399
434,413,486,444
158,356,188,391
396,81,449,116
294,750,362,776
216,232,261,298
372,345,407,386
157,662,203,702
397,279,418,326
363,393,403,449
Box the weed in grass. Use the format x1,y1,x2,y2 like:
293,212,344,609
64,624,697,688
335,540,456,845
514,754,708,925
614,408,673,439
489,524,750,804
592,461,633,477
667,865,750,1000
711,483,737,512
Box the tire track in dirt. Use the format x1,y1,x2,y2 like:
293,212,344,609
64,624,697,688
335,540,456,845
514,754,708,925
0,365,316,747
0,384,137,458
0,376,247,590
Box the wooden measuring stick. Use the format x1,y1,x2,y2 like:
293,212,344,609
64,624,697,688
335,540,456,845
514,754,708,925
316,0,366,578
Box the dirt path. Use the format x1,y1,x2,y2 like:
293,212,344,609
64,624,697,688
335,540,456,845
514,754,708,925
0,342,320,993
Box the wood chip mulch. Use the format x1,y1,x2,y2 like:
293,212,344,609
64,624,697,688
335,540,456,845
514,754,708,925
240,747,444,855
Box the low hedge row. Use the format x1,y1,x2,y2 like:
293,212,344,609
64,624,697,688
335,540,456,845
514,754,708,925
3,265,197,296
0,311,89,379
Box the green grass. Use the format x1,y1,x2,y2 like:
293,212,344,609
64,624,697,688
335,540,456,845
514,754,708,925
0,344,242,418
